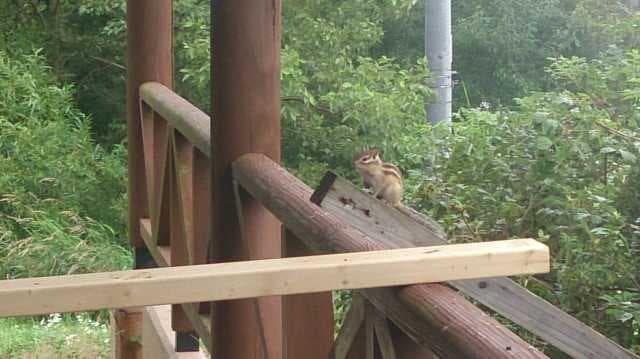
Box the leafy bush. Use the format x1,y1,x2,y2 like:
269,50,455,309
0,49,130,279
0,313,110,358
405,51,640,352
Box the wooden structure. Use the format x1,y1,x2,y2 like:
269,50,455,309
117,1,640,357
0,1,637,359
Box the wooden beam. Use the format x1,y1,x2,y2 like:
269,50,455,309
111,307,143,359
211,1,283,358
140,83,210,156
319,173,640,359
0,240,547,317
331,294,366,359
371,308,397,359
126,0,173,248
232,153,548,359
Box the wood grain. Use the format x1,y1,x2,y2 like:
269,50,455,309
0,239,547,317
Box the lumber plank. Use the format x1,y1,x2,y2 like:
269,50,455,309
0,239,547,317
140,82,210,156
319,172,638,359
283,230,334,359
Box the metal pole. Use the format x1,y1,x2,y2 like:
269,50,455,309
425,0,453,125
211,1,283,358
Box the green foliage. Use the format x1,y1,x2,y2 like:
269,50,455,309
0,313,110,358
0,0,638,355
279,1,433,183
404,51,640,352
0,49,130,279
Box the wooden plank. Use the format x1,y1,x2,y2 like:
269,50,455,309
388,323,438,359
168,136,195,340
139,82,211,156
0,239,547,317
331,294,366,359
140,218,170,267
172,131,195,264
142,305,207,359
319,172,639,359
233,154,548,358
318,175,446,248
193,150,211,314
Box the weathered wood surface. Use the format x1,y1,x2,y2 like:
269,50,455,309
331,294,366,359
140,82,210,156
111,307,143,359
0,239,548,317
232,153,547,359
370,307,397,359
283,231,334,359
318,173,639,359
142,305,207,359
211,1,283,358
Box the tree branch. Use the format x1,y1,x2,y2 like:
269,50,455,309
90,56,127,71
595,120,640,143
281,95,343,119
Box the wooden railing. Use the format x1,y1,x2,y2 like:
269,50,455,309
135,81,546,358
137,82,212,351
133,81,637,359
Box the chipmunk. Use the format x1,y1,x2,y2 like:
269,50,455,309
352,149,403,208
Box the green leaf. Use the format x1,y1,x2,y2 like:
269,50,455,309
536,136,553,150
619,150,637,162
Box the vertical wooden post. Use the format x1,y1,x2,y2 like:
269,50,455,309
283,231,334,358
126,0,173,249
125,1,172,358
211,1,283,359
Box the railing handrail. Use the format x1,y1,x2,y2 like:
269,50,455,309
140,82,211,156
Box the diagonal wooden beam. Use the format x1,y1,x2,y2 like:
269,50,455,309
330,294,366,359
371,306,397,359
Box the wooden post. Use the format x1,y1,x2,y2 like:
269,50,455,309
211,1,283,358
111,308,143,359
283,231,334,359
126,0,173,249
126,1,173,357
